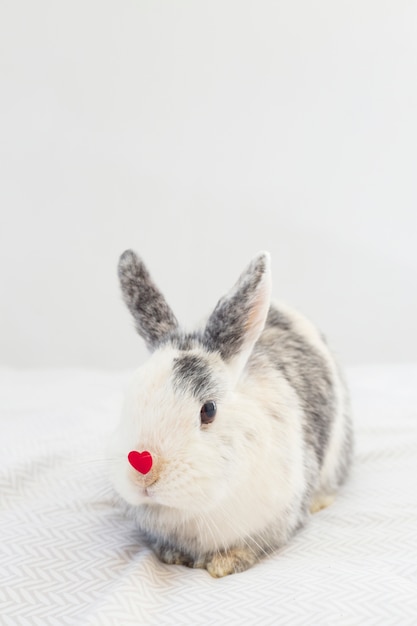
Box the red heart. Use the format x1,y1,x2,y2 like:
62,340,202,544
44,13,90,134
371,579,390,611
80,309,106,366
128,450,153,474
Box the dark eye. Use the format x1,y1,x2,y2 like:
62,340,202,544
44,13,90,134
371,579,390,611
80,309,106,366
200,401,217,425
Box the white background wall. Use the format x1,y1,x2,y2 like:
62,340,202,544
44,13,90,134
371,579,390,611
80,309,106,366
1,0,416,369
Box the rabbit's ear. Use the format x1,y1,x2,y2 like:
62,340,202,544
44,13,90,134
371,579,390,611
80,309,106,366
118,250,179,351
203,252,271,381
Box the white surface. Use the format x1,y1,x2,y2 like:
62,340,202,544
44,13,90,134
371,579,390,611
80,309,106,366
1,365,417,625
1,1,417,369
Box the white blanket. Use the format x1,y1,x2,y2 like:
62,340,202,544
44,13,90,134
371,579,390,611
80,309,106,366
1,365,417,625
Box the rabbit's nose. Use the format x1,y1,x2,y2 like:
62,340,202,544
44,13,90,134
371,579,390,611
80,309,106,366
128,450,153,474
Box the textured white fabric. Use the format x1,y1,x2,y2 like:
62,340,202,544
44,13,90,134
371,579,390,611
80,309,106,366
1,365,417,625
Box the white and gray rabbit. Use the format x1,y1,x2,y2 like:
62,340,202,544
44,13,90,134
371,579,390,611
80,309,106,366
109,250,353,577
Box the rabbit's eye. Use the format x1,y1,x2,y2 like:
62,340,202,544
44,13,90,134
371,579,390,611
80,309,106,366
200,401,217,425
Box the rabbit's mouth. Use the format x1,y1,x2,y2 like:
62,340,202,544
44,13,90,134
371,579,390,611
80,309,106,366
141,487,152,498
134,484,161,504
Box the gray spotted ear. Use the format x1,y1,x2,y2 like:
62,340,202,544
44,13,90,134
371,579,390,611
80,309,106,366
118,250,179,351
203,252,272,381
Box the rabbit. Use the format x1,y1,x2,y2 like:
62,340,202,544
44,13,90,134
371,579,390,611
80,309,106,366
109,250,353,578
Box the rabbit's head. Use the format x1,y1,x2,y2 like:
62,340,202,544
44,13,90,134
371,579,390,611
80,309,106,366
110,251,271,515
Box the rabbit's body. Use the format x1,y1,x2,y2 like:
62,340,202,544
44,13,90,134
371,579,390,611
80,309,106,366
110,252,353,577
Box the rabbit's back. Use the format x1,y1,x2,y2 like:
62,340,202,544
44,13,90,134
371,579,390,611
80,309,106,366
253,301,353,500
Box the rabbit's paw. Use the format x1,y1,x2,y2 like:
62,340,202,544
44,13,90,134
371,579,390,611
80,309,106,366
206,548,256,578
155,544,204,569
310,493,335,514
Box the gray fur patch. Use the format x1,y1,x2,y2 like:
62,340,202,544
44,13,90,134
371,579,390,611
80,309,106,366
141,529,199,567
203,254,268,361
163,330,204,352
118,250,179,351
256,305,336,466
172,353,219,402
266,307,292,331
